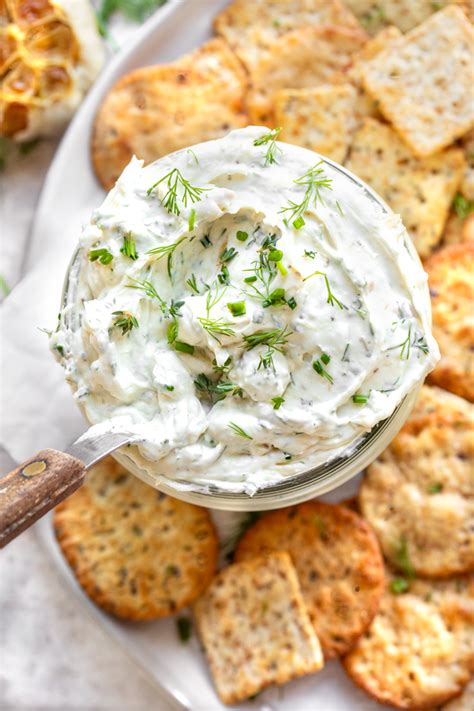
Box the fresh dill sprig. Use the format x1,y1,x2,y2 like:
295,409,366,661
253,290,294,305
243,325,291,370
194,373,242,403
413,335,429,355
127,277,183,319
228,422,253,440
279,162,332,229
89,248,113,265
112,310,139,335
253,127,282,166
197,317,236,342
187,148,199,165
220,246,238,263
388,325,429,360
303,270,346,309
186,273,200,294
147,168,208,216
120,233,138,260
147,235,186,280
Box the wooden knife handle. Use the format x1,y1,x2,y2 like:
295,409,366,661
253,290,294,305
0,449,86,548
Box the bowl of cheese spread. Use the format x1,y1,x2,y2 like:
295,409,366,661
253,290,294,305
53,126,439,509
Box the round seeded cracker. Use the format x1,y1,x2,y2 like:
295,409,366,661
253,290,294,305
235,501,385,657
425,242,474,402
54,457,218,620
343,574,474,709
360,386,474,578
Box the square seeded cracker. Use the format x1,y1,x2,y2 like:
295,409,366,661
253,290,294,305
360,6,474,157
344,1,470,34
346,118,465,256
194,552,324,705
274,84,357,163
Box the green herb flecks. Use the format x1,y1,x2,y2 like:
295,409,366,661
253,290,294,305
227,301,246,317
352,393,369,404
271,396,285,410
0,274,10,297
342,343,350,362
188,208,196,232
97,0,167,34
279,162,332,229
304,250,316,259
243,326,291,371
176,616,193,643
428,483,443,494
388,325,429,360
236,230,248,242
303,270,346,309
393,536,415,579
112,310,139,336
120,233,138,260
253,127,282,166
147,235,186,281
453,193,474,220
313,354,333,384
186,273,200,294
19,138,41,155
390,577,410,595
194,373,242,403
127,278,183,320
89,248,113,265
228,422,253,440
147,168,208,216
220,246,238,263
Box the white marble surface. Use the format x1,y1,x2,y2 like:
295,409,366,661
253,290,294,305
0,453,174,710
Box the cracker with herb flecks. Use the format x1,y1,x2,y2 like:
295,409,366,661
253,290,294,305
359,385,474,578
343,573,474,709
345,118,465,257
274,84,357,164
54,456,218,620
213,0,364,71
347,25,402,124
246,25,368,126
92,39,248,190
343,0,470,34
442,676,474,711
235,502,385,658
194,551,323,705
359,6,474,157
425,243,474,402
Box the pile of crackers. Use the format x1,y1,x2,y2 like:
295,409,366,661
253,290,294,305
54,379,473,708
53,0,474,707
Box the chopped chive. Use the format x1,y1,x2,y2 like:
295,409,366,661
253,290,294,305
120,234,138,260
263,287,286,308
165,385,174,391
286,296,297,310
244,275,257,284
236,230,248,242
293,216,305,230
271,396,285,409
313,359,334,384
342,343,350,362
89,248,113,265
217,264,230,285
174,340,194,354
268,249,283,262
227,301,246,317
304,250,316,259
188,208,196,231
352,393,369,404
276,261,288,276
320,353,331,365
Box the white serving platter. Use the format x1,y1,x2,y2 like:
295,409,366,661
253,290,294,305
32,1,387,708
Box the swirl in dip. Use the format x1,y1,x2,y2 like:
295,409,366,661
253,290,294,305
53,127,439,494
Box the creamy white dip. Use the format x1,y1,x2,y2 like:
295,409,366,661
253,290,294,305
53,126,439,494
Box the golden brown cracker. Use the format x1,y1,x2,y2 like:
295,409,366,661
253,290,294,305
235,501,385,658
343,573,474,709
360,6,474,157
92,39,248,189
426,243,474,401
54,456,218,620
194,552,324,705
345,118,465,257
360,385,474,578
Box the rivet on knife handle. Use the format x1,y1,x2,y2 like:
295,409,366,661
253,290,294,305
0,449,86,548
